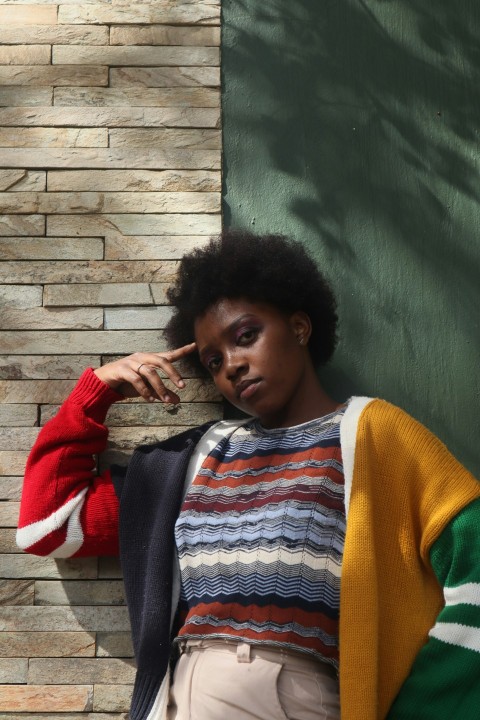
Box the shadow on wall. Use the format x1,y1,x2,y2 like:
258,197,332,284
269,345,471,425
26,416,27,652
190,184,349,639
222,0,480,474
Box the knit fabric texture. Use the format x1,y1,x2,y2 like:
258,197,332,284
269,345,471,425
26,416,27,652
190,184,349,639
175,410,346,668
16,371,480,719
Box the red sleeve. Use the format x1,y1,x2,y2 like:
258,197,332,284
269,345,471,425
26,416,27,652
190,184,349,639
17,368,124,557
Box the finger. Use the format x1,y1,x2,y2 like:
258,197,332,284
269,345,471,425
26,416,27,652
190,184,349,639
137,364,180,404
161,342,197,362
119,368,165,403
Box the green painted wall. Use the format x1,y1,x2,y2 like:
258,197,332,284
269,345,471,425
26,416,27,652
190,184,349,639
222,0,480,475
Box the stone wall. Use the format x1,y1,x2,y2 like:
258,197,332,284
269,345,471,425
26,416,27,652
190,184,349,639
0,1,222,715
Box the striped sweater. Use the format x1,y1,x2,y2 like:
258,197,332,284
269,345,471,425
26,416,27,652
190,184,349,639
16,369,480,719
175,411,346,667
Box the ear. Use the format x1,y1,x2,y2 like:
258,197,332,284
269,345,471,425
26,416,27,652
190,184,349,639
289,311,312,346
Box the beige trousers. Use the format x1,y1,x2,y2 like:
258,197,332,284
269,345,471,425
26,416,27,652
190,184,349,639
167,640,340,720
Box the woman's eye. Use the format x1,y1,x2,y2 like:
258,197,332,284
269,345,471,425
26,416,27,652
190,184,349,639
237,328,259,345
206,356,221,372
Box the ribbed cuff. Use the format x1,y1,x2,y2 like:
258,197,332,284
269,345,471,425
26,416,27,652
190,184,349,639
68,367,124,421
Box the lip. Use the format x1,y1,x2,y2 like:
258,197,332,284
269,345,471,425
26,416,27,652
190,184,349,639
235,378,262,400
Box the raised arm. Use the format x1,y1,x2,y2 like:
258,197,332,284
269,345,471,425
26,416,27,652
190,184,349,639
17,344,197,558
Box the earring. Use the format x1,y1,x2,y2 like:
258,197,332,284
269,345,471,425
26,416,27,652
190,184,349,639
298,336,304,345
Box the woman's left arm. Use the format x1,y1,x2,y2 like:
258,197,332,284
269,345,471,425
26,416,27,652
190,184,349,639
388,497,480,719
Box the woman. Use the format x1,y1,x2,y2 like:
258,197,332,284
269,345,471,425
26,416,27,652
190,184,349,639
17,231,480,720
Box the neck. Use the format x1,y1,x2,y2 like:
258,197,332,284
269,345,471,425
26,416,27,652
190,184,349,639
260,362,339,429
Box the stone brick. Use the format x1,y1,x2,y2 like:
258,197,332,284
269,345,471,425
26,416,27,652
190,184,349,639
0,405,38,427
0,106,220,128
0,87,52,107
54,45,219,67
110,66,220,88
0,502,21,527
104,306,172,330
0,555,98,580
0,45,51,65
35,580,125,606
0,190,218,214
0,331,168,356
0,66,109,87
0,355,100,380
0,285,43,308
0,685,93,712
0,605,130,632
0,529,17,553
0,579,34,605
0,452,27,476
48,170,221,193
59,2,219,25
0,237,104,260
0,260,177,284
0,215,44,236
0,128,108,148
0,428,39,451
0,147,220,169
110,128,220,150
29,658,136,685
54,86,219,108
0,170,46,191
1,307,103,331
92,684,132,713
96,633,134,658
0,380,75,404
44,283,154,308
47,213,220,236
105,234,208,260
48,169,220,192
0,5,57,25
2,631,96,657
0,659,28,685
0,478,23,501
104,402,221,426
1,24,109,45
150,284,170,304
110,24,220,47
0,528,18,554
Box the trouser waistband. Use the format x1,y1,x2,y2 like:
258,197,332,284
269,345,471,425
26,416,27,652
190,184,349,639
177,638,337,677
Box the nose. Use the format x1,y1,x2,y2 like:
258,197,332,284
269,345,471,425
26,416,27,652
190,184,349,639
224,349,248,381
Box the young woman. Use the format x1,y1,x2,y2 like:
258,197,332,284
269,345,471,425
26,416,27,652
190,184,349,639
17,231,480,720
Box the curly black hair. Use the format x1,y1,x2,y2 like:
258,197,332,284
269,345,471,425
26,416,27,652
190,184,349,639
164,229,338,373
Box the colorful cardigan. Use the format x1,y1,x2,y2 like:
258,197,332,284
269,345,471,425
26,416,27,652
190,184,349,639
17,369,480,719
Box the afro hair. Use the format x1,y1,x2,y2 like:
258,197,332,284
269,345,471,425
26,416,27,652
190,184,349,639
164,229,338,373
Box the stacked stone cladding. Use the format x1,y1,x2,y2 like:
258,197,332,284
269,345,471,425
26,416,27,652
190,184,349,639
0,1,222,714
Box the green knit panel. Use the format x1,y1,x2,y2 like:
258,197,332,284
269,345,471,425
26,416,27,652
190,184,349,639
430,496,480,588
387,498,480,718
387,639,480,719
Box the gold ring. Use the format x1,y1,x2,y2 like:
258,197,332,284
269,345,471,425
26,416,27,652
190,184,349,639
137,363,145,373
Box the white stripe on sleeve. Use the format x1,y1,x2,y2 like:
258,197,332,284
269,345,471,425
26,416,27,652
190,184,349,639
444,583,480,607
16,486,88,557
429,622,480,654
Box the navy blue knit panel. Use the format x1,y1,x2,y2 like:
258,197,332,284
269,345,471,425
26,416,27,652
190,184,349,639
115,422,214,719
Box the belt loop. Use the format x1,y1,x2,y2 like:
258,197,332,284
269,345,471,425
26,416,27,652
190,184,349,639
236,642,251,663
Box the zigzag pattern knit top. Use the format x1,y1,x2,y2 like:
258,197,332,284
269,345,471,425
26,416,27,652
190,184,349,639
175,407,346,668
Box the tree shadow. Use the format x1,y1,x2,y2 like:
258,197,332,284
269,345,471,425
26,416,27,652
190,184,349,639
222,0,480,474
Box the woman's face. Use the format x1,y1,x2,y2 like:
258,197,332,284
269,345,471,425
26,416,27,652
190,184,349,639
194,297,316,428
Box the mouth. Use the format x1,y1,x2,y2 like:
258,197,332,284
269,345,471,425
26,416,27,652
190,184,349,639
235,378,262,401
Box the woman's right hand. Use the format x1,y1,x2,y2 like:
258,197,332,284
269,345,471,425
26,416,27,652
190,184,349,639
93,343,197,405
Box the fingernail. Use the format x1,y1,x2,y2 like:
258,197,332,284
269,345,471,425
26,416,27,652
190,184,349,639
149,396,155,403
177,380,185,388
162,394,171,403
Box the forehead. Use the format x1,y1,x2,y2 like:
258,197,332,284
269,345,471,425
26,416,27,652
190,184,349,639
194,298,285,344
